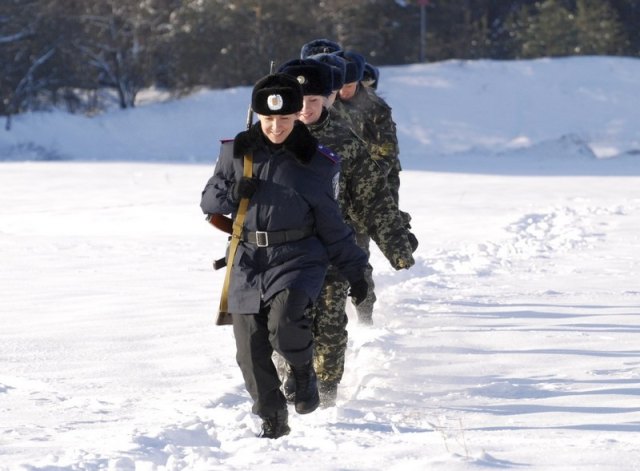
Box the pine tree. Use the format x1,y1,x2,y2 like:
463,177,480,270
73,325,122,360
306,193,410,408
574,0,627,55
518,0,578,58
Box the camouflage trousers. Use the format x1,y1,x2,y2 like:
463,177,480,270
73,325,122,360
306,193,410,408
309,274,350,385
353,232,376,322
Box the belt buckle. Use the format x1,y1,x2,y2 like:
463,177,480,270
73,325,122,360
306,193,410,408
255,231,269,247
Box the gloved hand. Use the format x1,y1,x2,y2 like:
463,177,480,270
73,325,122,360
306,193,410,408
232,177,259,201
395,255,415,270
407,232,419,252
348,278,369,306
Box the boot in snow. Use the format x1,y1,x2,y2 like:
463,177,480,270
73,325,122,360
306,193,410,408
291,361,320,414
282,364,296,404
319,381,338,408
260,408,291,439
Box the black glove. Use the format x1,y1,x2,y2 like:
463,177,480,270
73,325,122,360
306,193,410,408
232,177,259,201
348,279,369,306
407,232,419,252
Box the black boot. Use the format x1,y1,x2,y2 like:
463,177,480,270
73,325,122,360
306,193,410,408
319,381,338,408
282,364,296,404
291,361,320,414
259,408,291,439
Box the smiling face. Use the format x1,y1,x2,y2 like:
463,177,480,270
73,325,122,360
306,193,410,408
257,113,299,144
298,95,325,125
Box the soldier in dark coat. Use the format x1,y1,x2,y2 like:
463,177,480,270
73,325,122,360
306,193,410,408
200,73,368,439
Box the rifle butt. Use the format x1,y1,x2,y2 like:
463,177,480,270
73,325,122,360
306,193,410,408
206,213,233,234
216,311,233,326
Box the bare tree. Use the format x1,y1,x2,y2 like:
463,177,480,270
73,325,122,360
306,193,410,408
0,0,56,129
77,0,178,108
2,0,636,122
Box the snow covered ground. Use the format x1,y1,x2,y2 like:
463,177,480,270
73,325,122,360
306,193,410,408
1,56,640,470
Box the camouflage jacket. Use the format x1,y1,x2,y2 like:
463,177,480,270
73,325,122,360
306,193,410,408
333,86,400,175
334,85,410,226
307,108,414,270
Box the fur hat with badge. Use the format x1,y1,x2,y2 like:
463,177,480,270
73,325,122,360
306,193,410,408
300,38,342,59
278,59,334,97
251,73,303,115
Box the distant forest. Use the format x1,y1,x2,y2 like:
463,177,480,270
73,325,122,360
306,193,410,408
2,0,638,120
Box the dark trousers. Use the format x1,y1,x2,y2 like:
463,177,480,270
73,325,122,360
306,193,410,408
232,288,313,418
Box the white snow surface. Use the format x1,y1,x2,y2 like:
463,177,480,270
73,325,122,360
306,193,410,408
1,56,640,470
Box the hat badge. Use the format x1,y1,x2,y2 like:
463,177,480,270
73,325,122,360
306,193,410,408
297,75,307,85
267,94,283,111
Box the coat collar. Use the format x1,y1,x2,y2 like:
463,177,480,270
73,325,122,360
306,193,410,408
233,121,318,164
306,108,330,134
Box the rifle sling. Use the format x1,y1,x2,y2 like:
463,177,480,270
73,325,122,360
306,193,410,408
217,153,253,325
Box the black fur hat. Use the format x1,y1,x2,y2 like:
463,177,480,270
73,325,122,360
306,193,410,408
278,59,333,97
300,38,342,59
309,53,347,91
343,51,366,84
251,73,303,115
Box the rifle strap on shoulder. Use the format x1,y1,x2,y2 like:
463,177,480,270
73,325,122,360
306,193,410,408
216,153,253,325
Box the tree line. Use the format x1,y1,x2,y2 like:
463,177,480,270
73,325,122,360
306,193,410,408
1,0,638,126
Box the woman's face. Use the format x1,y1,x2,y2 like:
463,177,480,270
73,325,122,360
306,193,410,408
298,95,325,125
339,82,358,101
258,113,298,144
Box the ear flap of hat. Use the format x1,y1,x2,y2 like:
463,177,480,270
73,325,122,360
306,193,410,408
362,63,379,89
251,74,303,115
343,51,366,84
328,65,344,91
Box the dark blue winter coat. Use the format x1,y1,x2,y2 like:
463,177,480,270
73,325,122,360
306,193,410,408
200,121,367,314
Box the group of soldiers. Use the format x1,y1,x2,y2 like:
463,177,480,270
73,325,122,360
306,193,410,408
200,38,418,439
277,38,418,403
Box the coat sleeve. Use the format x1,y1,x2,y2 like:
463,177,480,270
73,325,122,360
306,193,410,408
312,164,368,284
200,142,238,216
366,88,400,158
343,139,414,270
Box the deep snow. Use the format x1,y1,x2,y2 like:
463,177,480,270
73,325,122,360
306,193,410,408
1,56,640,470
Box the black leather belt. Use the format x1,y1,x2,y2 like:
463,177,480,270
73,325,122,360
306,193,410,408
243,226,315,247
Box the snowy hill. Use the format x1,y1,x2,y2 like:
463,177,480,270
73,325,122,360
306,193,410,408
1,56,639,470
2,56,640,168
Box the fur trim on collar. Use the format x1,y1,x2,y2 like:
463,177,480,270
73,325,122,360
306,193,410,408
233,121,318,164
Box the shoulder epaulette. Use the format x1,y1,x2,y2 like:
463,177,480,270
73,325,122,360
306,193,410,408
317,144,341,164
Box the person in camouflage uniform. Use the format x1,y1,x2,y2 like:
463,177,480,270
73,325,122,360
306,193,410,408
301,42,401,206
330,49,417,325
277,56,415,405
